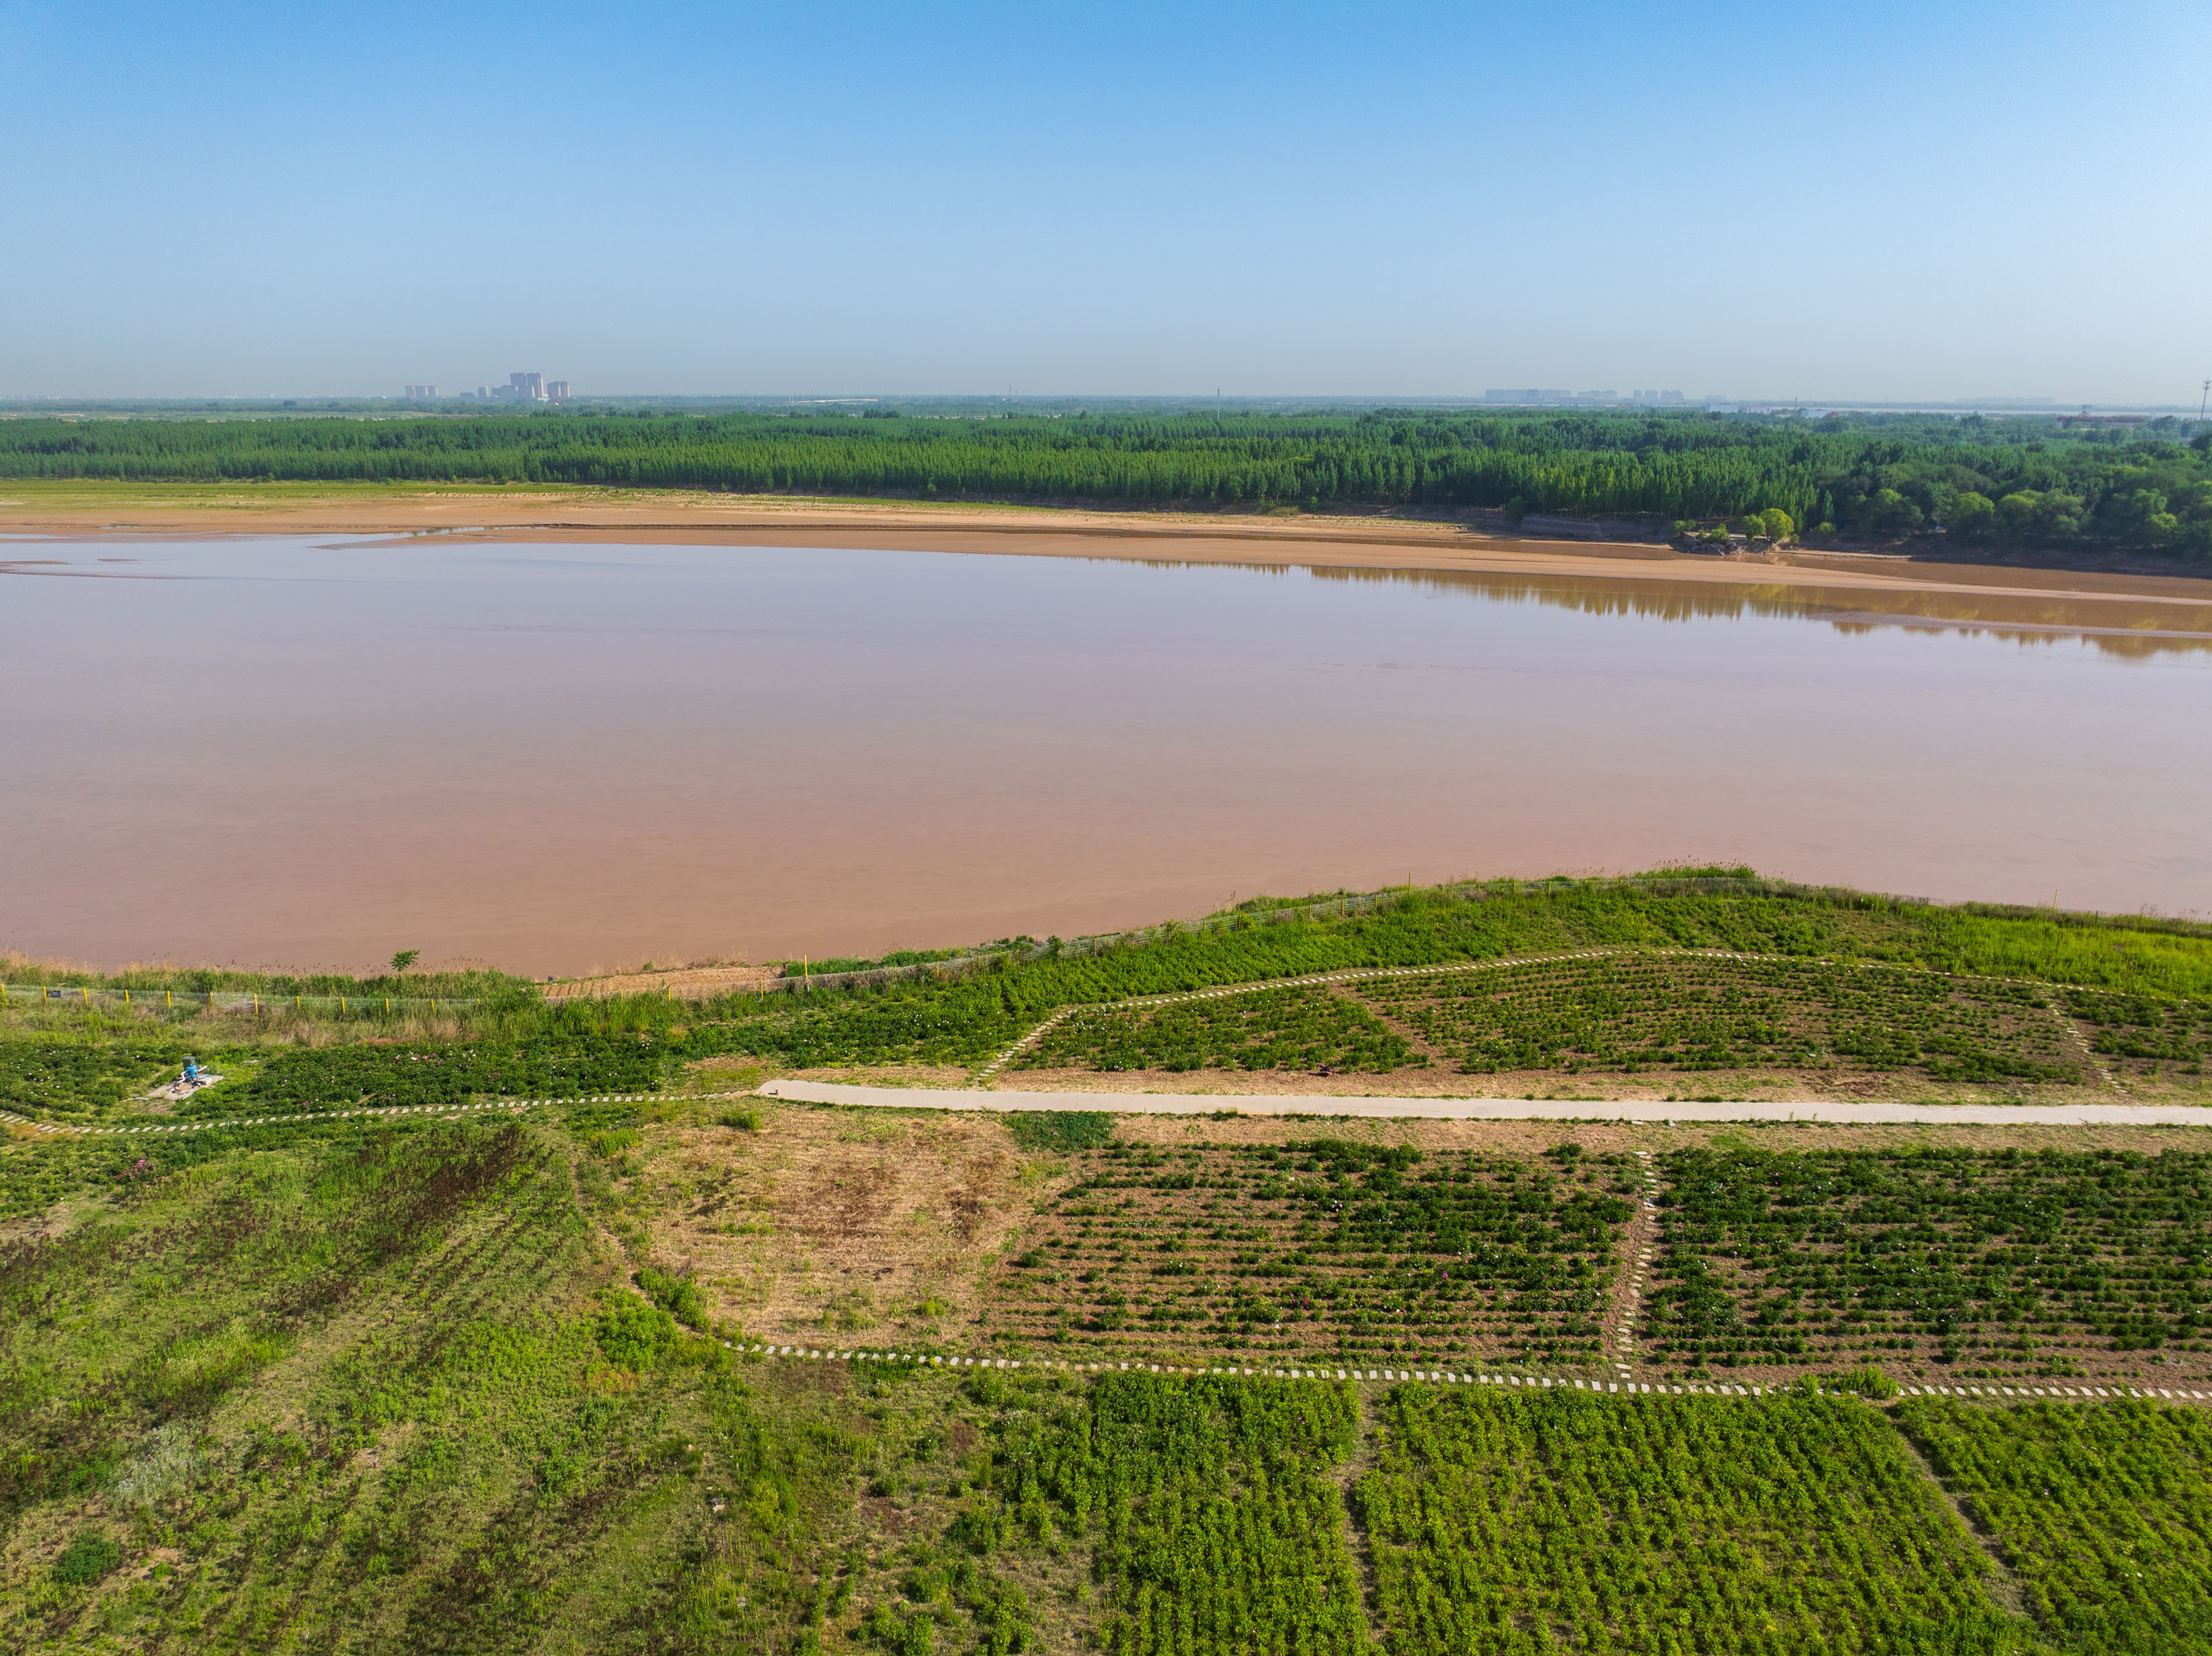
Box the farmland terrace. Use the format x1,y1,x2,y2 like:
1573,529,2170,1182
5,874,2212,1649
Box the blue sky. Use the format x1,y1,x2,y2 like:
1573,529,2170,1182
2,0,2207,401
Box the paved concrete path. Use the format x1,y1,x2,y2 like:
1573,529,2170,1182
758,1078,2212,1126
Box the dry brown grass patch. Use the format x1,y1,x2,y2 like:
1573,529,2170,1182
624,1109,1077,1345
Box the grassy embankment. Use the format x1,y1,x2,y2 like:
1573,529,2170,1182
10,871,2212,1650
7,878,2212,1167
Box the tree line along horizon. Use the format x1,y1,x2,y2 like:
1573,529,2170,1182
4,407,2209,557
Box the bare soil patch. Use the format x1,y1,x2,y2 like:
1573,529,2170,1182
552,964,778,1001
619,1105,1072,1346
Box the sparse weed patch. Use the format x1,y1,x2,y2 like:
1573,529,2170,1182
1004,1111,1115,1153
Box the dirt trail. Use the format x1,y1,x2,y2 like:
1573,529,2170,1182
1887,1418,2036,1622
1330,1403,1392,1651
1602,1153,1664,1379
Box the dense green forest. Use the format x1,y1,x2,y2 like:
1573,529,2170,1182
5,408,2208,556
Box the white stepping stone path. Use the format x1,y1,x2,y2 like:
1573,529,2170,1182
0,1089,766,1139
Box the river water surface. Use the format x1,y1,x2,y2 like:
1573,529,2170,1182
6,537,2210,974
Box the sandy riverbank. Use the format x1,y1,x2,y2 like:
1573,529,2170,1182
7,482,2212,616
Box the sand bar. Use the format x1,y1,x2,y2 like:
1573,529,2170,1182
7,484,2212,617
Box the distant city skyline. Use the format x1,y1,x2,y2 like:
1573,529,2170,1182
10,389,2195,415
3,0,2206,406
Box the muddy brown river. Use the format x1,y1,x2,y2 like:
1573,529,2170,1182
5,537,2209,975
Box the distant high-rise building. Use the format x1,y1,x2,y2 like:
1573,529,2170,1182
402,384,438,400
460,372,566,402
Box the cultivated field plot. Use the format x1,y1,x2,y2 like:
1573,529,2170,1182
1013,986,1418,1074
1005,1372,1370,1656
1358,1386,2014,1655
1650,1147,2212,1387
2064,987,2212,1074
991,1139,1637,1366
0,1036,190,1124
1896,1398,2212,1654
1355,954,2085,1081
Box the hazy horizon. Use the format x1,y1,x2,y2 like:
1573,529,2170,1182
5,391,2198,414
5,0,2208,404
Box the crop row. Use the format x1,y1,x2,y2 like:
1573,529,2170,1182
1357,955,2081,1081
1649,1148,2212,1382
0,1036,191,1119
1358,1385,2014,1654
2064,989,2212,1071
976,1372,1368,1656
995,1141,1636,1364
1014,987,1416,1074
1896,1398,2212,1652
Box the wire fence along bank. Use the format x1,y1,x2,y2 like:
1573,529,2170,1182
0,984,482,1015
